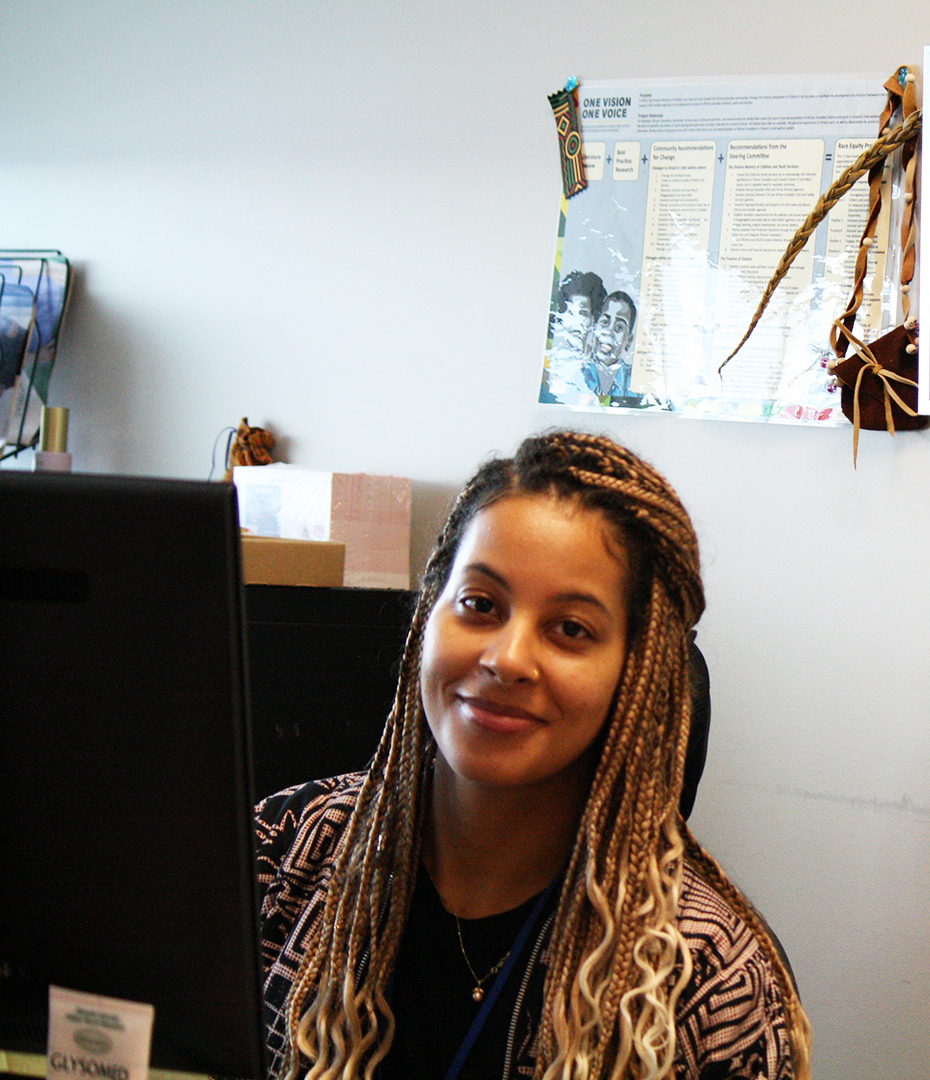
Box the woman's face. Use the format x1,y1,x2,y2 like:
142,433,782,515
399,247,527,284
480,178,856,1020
420,494,630,796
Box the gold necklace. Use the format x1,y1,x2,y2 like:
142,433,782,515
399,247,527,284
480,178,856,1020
454,915,511,1002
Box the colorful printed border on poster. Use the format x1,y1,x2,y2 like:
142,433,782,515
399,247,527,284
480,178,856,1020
539,73,906,425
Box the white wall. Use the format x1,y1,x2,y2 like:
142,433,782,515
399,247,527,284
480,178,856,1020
4,3,929,1076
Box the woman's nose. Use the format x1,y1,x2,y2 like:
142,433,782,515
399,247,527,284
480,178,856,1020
479,619,540,683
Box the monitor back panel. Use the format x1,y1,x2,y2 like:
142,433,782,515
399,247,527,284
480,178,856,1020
0,473,265,1079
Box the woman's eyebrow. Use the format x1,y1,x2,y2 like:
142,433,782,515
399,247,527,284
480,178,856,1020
464,561,509,589
553,591,611,615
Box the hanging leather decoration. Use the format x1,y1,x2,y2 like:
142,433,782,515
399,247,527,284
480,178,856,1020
718,67,925,464
832,323,922,460
829,67,927,462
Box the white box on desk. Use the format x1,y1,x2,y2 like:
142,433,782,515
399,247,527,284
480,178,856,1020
233,464,411,589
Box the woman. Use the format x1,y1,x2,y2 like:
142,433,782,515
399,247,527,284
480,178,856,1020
256,430,812,1080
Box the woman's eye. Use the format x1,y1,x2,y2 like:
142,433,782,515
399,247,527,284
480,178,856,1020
558,619,590,641
460,594,495,616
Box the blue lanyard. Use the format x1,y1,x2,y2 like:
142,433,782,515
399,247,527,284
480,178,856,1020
442,878,558,1080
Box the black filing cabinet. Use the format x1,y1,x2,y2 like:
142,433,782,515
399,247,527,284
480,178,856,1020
244,585,413,801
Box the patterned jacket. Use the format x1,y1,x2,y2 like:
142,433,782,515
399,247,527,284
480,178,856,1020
255,774,795,1080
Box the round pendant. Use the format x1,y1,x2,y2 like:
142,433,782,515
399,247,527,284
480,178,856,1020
472,987,484,1002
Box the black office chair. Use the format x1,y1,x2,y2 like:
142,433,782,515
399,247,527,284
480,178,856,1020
680,632,711,820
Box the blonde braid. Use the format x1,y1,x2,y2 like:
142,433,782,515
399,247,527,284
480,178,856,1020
278,429,811,1080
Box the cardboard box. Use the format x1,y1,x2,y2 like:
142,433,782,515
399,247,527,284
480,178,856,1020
330,472,411,590
240,535,345,587
234,465,411,589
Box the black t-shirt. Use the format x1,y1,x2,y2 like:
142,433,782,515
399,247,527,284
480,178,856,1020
379,864,548,1080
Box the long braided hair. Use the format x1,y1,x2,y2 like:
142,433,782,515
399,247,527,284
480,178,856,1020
280,429,812,1080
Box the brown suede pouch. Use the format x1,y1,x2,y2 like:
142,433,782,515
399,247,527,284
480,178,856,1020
834,323,928,432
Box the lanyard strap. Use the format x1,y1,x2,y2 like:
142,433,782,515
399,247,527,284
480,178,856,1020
442,878,558,1080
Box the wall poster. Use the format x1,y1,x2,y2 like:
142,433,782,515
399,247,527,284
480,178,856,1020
540,74,903,424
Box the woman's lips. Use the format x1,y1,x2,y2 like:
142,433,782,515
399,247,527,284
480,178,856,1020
456,695,545,734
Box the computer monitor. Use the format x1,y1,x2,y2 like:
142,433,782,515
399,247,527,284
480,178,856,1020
0,473,266,1079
